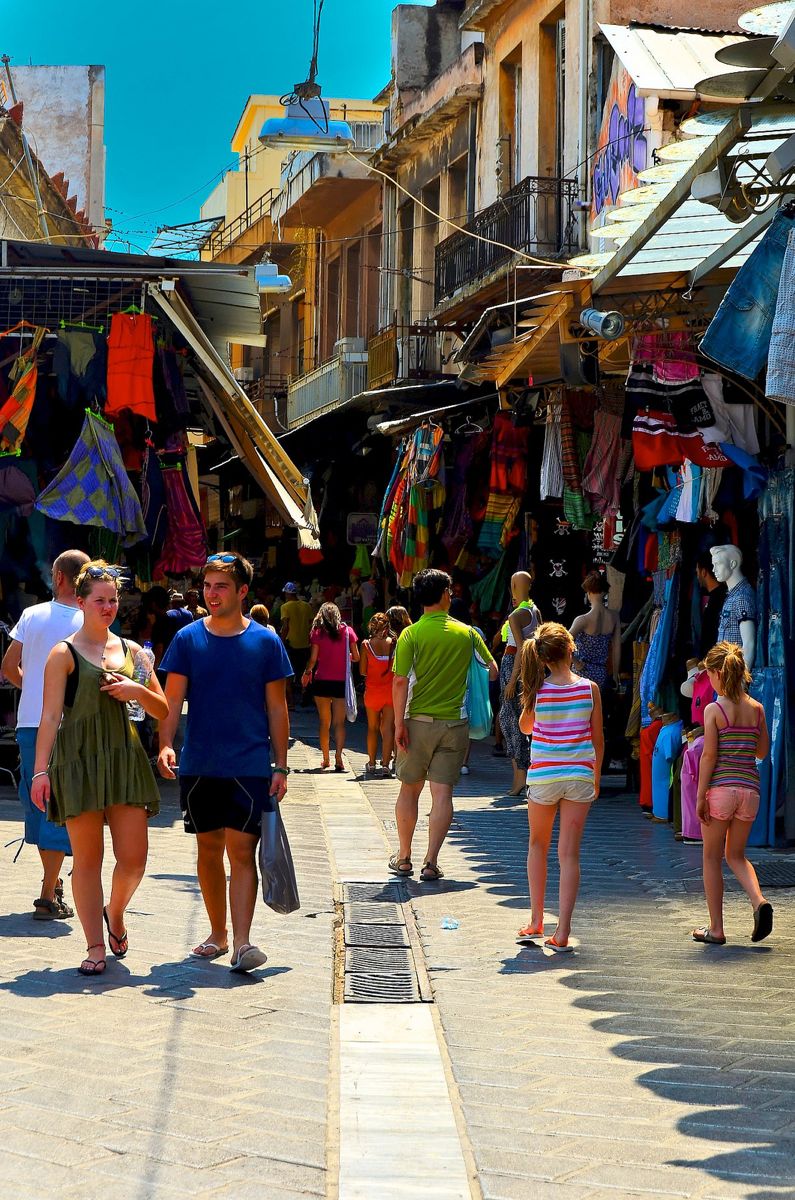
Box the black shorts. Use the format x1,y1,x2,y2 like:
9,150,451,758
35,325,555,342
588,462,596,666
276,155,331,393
312,679,346,699
179,775,274,835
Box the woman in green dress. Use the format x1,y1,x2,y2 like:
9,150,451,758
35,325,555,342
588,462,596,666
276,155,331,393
31,562,169,977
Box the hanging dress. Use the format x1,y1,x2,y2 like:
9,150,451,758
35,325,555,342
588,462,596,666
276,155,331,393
154,461,208,577
105,313,157,422
0,326,46,452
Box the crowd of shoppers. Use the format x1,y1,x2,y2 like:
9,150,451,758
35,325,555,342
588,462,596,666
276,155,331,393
3,547,774,981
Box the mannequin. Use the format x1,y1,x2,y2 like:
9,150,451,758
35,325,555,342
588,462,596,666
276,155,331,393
500,571,540,797
569,571,620,688
711,545,757,667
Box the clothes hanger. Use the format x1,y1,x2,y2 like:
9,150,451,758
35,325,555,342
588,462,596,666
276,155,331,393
455,414,483,435
0,319,49,338
60,318,104,333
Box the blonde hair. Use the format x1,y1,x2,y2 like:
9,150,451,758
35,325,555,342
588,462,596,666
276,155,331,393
75,560,122,599
368,611,391,638
705,641,751,703
249,604,270,626
519,622,576,714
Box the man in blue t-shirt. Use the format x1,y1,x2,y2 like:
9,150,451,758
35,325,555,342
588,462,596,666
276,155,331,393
158,553,292,974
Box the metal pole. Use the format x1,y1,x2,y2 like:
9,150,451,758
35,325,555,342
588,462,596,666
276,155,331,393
1,55,50,242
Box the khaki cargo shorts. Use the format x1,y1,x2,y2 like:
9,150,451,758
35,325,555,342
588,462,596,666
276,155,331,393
396,717,470,787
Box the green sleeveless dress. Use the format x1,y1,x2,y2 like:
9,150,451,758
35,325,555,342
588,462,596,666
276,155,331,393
48,643,160,825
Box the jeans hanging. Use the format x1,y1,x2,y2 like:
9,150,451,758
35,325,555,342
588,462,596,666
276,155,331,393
700,206,795,380
766,227,795,405
640,573,678,728
749,667,787,846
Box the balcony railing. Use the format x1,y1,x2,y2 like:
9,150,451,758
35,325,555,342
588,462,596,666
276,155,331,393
367,324,444,389
287,346,368,428
434,175,579,306
204,189,276,257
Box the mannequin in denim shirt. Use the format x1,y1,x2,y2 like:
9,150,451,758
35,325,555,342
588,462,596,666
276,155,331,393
712,546,756,668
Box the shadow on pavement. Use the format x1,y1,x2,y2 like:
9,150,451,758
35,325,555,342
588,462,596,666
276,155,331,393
0,958,291,999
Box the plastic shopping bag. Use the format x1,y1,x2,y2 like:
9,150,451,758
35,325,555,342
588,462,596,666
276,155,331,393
259,807,300,915
345,627,358,723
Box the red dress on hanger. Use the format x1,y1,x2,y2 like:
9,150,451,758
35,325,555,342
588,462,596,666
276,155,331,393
105,313,157,422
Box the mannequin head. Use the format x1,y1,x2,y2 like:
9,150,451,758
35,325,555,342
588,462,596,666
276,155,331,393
711,545,743,586
510,570,533,605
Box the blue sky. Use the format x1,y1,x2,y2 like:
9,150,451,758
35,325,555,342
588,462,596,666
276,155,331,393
2,0,432,251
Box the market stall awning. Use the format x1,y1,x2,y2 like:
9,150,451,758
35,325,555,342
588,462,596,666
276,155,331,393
598,25,753,100
585,103,795,294
148,284,309,527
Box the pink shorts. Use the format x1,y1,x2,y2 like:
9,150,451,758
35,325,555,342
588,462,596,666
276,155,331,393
706,786,760,823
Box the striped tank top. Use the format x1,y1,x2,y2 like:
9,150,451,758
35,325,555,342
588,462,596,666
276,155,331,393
529,677,595,786
711,700,761,792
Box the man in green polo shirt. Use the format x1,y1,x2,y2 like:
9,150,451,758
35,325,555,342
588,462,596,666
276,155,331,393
389,569,497,882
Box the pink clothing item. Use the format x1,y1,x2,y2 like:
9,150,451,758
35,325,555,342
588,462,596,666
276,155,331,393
633,332,700,383
310,624,357,681
706,786,760,823
691,670,714,726
681,735,704,841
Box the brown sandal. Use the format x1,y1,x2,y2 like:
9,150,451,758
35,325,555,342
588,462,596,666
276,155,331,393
78,943,107,976
388,855,413,876
420,862,444,882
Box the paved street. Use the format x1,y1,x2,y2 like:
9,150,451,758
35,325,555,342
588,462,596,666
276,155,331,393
2,721,795,1199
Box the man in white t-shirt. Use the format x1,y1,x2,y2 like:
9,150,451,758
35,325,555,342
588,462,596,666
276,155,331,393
2,550,89,919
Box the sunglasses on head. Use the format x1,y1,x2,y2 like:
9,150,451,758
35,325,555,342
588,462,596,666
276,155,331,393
85,566,121,580
206,554,239,566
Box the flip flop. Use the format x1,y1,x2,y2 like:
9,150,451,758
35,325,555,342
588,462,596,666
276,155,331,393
191,941,229,960
230,944,268,974
103,907,128,958
78,943,107,977
752,902,774,943
516,925,544,944
692,927,727,945
545,935,573,953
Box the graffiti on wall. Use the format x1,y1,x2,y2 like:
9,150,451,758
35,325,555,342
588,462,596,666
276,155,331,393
591,66,647,218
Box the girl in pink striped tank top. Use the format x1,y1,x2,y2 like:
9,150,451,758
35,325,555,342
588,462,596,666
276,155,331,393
515,623,604,952
694,642,772,947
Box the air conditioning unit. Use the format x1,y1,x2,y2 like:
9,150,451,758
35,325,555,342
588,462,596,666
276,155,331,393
334,337,367,359
234,366,254,382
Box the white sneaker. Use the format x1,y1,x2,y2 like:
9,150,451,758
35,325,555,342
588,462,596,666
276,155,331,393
460,765,471,776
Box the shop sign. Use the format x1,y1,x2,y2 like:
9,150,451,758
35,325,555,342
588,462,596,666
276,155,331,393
347,512,378,546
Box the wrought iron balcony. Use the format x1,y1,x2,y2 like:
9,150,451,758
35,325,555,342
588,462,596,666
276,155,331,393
287,344,368,429
367,324,444,389
434,175,579,306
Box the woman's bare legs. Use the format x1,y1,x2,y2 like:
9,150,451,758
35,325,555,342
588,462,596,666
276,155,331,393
701,817,732,939
527,801,557,931
365,706,379,767
65,810,106,969
332,697,347,767
105,805,149,940
314,696,332,766
380,706,395,768
555,800,592,943
725,818,766,911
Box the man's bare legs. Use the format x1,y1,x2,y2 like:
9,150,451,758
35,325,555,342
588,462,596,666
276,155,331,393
194,829,228,953
225,828,259,958
395,780,424,862
425,782,454,868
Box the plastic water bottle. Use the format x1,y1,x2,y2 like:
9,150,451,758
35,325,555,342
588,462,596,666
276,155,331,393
440,916,460,931
127,640,155,722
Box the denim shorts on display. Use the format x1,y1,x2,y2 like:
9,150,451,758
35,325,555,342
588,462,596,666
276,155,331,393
700,207,795,380
706,786,760,823
527,779,595,805
766,228,795,405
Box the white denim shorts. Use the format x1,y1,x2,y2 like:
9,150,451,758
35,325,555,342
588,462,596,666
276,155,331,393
526,779,595,805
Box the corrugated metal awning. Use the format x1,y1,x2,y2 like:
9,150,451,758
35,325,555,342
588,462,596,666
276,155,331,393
599,24,754,98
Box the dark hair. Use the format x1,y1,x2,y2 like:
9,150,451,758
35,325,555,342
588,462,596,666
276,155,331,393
705,641,751,703
696,551,717,577
412,568,451,608
312,602,343,639
386,605,412,635
582,570,609,595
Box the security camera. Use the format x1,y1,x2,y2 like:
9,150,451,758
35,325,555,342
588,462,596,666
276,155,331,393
579,307,625,340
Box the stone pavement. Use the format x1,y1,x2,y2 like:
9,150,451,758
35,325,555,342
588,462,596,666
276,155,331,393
2,717,795,1200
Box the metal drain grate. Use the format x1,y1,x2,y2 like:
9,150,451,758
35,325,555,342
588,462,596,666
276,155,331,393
347,900,404,925
345,923,410,948
343,881,405,903
346,946,414,974
344,972,420,1002
752,861,795,888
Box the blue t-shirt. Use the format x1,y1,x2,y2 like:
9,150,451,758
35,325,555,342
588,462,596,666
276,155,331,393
160,619,293,778
651,720,683,822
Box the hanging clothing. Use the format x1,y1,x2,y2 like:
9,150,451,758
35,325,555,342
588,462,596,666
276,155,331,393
35,409,147,546
651,719,683,821
539,404,563,500
0,326,46,452
0,457,36,515
141,443,169,558
489,410,529,495
53,328,107,410
681,735,704,841
154,462,208,577
700,375,760,453
105,313,157,422
639,716,662,809
582,408,624,516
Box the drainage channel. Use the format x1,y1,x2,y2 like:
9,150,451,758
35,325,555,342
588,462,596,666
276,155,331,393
340,880,430,1004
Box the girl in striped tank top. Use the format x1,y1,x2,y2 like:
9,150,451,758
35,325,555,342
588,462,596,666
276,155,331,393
515,623,604,952
694,642,772,946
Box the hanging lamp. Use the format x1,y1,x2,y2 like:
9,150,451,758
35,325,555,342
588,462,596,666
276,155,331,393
255,262,293,293
259,0,355,153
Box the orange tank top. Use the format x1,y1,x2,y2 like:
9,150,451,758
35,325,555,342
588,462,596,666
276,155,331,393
364,641,393,691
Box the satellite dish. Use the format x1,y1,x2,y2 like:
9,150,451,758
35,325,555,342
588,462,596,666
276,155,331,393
715,35,777,67
695,67,773,99
739,2,795,36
